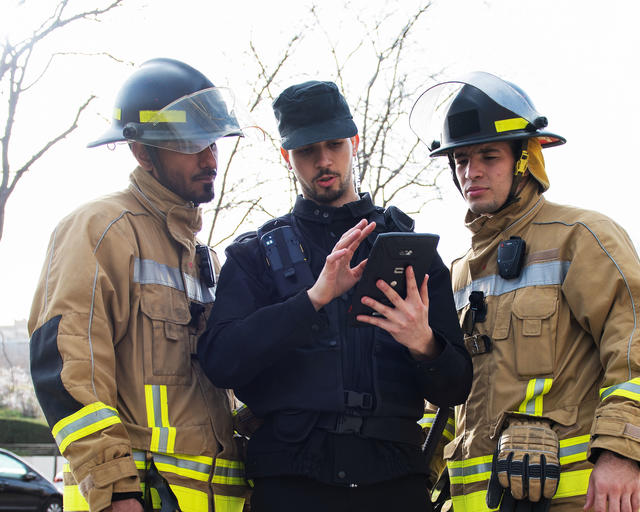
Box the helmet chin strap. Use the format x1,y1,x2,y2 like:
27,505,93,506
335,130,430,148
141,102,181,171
494,138,529,213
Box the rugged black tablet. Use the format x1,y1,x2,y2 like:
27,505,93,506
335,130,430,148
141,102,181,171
348,232,440,326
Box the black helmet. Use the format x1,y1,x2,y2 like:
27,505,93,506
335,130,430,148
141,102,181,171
88,58,243,153
409,71,565,157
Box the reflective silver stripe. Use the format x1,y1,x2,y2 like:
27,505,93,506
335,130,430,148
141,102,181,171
522,379,548,414
154,453,211,475
419,415,435,427
133,258,215,303
150,385,170,453
559,441,588,460
184,273,215,303
133,451,146,463
448,461,493,478
214,463,245,480
444,420,455,437
133,450,211,475
54,407,119,446
601,379,640,400
134,259,184,290
454,260,570,310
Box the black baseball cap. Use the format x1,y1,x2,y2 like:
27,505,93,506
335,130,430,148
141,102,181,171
273,80,357,150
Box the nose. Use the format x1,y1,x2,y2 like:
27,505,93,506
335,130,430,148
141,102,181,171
199,144,218,169
464,156,483,180
316,146,332,168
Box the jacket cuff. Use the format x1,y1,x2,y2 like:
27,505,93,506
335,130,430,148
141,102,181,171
412,330,452,369
588,402,640,463
76,456,140,511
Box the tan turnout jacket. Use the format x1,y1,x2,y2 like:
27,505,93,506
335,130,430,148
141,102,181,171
446,181,640,511
29,167,248,511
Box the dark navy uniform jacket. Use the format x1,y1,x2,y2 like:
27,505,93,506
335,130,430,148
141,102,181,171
198,193,472,485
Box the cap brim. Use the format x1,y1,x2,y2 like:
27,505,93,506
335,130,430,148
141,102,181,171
281,118,357,150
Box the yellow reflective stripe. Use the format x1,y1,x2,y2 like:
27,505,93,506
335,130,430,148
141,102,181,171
559,435,590,465
113,107,121,121
170,484,209,512
555,468,592,498
155,454,212,482
445,417,456,441
419,413,455,440
451,489,497,512
140,110,186,123
63,484,89,511
145,385,176,454
448,455,493,485
419,413,435,428
449,468,591,509
214,493,246,512
600,377,640,402
494,117,528,133
213,458,246,486
140,483,162,510
518,378,553,416
52,402,120,453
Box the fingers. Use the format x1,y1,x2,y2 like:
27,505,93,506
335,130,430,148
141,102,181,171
351,258,368,280
584,483,595,511
420,273,430,306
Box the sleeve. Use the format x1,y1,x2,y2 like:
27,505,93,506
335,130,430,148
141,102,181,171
29,211,141,511
413,252,473,407
561,218,640,463
198,238,323,389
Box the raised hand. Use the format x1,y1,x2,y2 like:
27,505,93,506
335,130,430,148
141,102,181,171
307,219,377,311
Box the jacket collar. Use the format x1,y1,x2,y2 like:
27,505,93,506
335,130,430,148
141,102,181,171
292,192,377,224
129,166,202,248
464,180,545,251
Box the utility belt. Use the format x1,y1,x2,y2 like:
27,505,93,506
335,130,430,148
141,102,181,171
315,413,423,446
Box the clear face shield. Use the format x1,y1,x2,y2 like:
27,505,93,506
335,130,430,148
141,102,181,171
135,87,246,154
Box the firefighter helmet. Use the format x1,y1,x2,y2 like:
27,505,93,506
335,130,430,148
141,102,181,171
88,58,243,153
409,71,565,192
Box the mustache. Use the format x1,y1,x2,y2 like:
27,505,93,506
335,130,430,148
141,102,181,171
314,169,339,181
194,168,217,179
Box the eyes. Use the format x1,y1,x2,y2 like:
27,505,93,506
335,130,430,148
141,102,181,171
293,140,345,157
454,153,499,168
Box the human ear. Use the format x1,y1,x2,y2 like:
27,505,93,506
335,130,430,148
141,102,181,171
351,134,360,156
130,142,153,171
280,147,292,169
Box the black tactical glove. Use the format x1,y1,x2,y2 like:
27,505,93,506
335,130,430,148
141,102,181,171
486,419,560,512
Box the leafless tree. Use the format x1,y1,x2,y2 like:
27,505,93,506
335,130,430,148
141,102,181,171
203,1,443,248
0,0,125,242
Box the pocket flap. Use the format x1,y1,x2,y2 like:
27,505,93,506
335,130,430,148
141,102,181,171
140,287,190,324
512,286,558,320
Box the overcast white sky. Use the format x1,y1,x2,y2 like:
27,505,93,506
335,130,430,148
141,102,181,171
1,0,639,326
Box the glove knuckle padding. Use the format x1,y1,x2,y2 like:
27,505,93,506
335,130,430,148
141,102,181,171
493,419,560,503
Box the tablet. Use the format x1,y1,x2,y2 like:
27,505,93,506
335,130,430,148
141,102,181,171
348,232,440,326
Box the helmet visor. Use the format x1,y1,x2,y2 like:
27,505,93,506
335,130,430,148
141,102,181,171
141,87,244,154
409,72,544,152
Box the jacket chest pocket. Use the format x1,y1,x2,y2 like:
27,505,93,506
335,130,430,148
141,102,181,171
509,286,559,377
140,286,193,385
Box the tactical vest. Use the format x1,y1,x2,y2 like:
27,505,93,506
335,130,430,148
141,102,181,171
231,206,426,446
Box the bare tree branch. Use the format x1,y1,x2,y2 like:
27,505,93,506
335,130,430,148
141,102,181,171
0,0,125,242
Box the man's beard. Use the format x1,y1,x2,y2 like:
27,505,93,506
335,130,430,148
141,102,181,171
303,170,350,205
